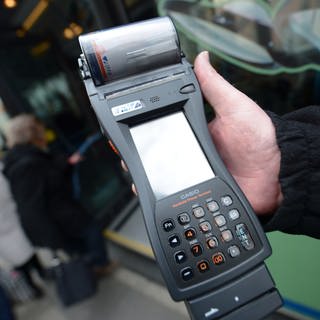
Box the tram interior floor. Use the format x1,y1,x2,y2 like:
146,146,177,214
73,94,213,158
15,266,188,320
15,265,296,320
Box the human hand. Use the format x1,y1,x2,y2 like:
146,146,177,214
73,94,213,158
68,152,84,165
194,52,283,216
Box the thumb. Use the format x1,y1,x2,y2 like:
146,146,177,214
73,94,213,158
194,51,253,116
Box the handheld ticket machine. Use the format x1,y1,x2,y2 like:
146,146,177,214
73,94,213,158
78,17,282,320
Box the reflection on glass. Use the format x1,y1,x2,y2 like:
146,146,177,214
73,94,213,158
168,11,273,65
289,9,320,51
158,0,320,73
130,112,215,200
157,1,320,127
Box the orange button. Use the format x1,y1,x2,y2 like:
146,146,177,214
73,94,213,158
197,260,210,273
184,228,196,240
191,244,203,257
212,252,225,265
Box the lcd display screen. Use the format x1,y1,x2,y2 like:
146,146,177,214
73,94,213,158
130,112,215,200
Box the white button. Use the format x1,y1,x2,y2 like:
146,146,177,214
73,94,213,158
205,308,220,318
221,196,233,206
214,215,226,227
199,221,212,233
228,245,240,257
207,237,218,249
228,209,240,221
221,230,233,242
207,200,219,212
193,206,205,218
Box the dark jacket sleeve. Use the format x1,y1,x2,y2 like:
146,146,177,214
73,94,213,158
263,106,320,239
5,157,67,249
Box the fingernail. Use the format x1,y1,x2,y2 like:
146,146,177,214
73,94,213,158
201,51,210,62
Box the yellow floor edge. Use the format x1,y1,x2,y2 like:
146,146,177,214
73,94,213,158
104,229,155,259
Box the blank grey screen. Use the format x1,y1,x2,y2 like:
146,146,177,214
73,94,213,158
130,112,215,200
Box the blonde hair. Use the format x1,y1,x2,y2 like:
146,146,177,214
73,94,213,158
5,114,45,148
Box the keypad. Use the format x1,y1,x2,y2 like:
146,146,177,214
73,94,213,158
160,193,256,283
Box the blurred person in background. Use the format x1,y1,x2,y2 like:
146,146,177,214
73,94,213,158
0,285,15,320
2,114,115,276
0,161,45,298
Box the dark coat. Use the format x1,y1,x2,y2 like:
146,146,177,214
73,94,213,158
264,106,320,239
3,144,91,250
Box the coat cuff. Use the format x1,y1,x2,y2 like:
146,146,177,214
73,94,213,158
261,111,309,234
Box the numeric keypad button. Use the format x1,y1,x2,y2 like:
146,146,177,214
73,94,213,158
228,209,240,221
197,260,210,273
191,244,203,257
214,215,226,227
199,221,212,233
212,252,225,265
221,229,233,242
177,212,190,225
185,228,196,240
207,237,218,249
192,206,205,218
207,200,219,212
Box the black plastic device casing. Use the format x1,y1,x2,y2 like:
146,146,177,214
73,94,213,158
78,52,282,318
